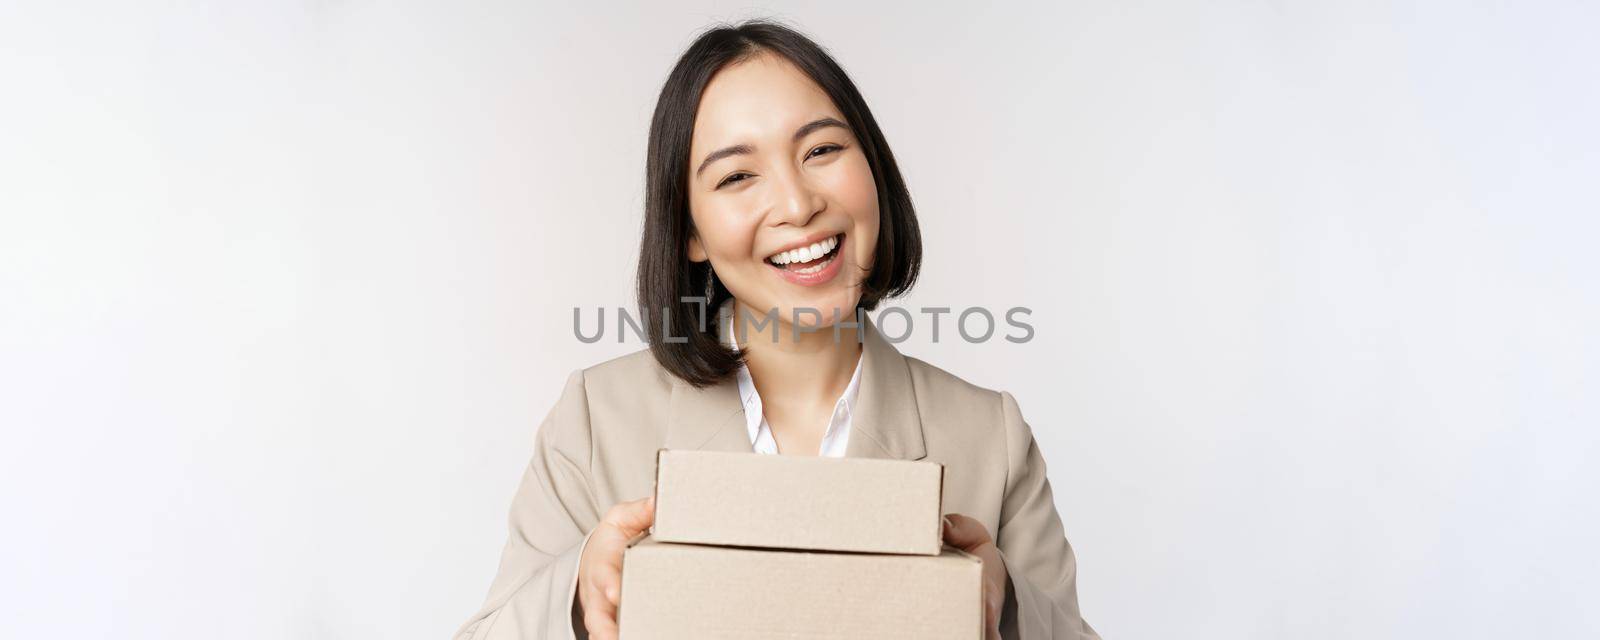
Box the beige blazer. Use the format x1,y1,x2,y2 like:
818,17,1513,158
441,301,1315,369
454,318,1101,640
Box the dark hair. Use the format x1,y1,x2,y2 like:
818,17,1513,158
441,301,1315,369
636,20,922,387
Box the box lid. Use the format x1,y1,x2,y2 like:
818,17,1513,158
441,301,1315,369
650,449,945,555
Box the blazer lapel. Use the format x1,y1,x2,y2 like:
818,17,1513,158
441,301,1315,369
663,375,753,453
662,314,926,461
845,315,928,461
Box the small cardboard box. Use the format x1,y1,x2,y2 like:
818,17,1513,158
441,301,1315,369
618,536,982,639
650,449,945,555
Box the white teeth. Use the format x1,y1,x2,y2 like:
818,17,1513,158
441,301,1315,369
768,235,839,265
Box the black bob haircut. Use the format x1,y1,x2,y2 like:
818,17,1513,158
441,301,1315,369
636,20,922,388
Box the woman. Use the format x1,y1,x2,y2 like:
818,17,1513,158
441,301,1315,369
456,21,1099,640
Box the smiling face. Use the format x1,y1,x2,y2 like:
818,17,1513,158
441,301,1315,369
685,51,881,331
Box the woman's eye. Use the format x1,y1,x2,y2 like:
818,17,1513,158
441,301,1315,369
716,173,751,189
807,144,842,160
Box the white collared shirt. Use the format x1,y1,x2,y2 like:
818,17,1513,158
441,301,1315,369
720,302,863,457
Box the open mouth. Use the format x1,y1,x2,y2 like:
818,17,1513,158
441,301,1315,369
765,234,843,275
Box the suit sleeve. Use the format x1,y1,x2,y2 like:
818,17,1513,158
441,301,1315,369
454,370,605,640
993,391,1101,640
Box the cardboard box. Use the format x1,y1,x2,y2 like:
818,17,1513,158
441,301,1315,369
651,449,945,555
618,535,982,639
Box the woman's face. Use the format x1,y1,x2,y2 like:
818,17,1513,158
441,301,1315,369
686,51,880,331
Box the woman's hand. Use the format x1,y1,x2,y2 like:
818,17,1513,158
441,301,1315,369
942,513,1009,640
576,495,656,640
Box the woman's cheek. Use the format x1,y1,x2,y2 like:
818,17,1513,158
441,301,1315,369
696,203,753,261
840,160,881,270
829,155,878,210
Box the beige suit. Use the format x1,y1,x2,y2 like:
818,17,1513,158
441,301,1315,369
454,318,1101,639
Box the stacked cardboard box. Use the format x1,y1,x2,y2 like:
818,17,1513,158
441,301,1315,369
617,450,983,639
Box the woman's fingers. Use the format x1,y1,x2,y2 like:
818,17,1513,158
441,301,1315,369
983,579,1005,640
942,513,1006,640
942,513,993,551
597,496,653,605
581,538,624,638
579,495,656,638
595,555,623,604
582,591,619,640
602,495,656,538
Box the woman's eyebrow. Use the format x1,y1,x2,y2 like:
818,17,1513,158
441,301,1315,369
694,117,852,178
695,144,753,178
791,116,849,143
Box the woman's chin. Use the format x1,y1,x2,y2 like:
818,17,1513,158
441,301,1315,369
730,288,863,332
780,294,864,329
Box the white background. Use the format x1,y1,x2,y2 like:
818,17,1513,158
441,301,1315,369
3,1,1597,638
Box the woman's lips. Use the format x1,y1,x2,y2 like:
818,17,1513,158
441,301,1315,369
767,234,845,286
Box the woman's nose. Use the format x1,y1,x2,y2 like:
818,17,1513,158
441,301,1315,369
767,169,826,226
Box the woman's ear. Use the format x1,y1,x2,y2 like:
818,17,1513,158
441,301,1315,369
687,232,709,263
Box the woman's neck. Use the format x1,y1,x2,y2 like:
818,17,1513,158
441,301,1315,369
730,299,862,407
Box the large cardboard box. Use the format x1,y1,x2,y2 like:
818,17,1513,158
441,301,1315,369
618,535,983,639
650,449,945,555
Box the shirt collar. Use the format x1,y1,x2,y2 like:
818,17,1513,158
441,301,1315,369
720,300,864,446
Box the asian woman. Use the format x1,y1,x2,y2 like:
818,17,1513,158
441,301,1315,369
455,20,1099,640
